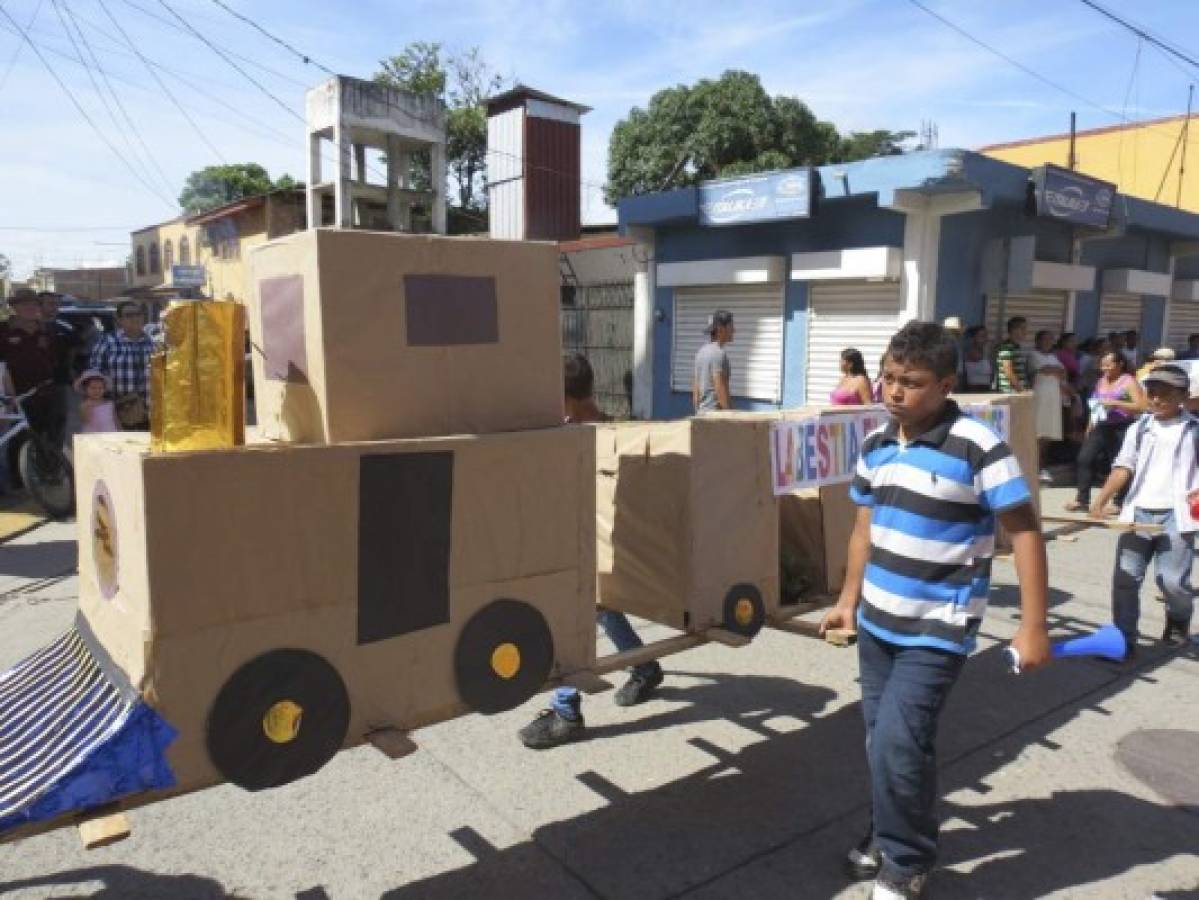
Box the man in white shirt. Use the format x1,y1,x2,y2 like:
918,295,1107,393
1091,364,1199,653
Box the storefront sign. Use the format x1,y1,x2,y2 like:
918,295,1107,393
699,169,812,226
769,405,1010,495
1031,165,1114,230
172,265,207,288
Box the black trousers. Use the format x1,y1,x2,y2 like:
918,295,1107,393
1074,420,1131,504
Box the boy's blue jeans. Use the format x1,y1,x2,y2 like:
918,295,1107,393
550,610,659,720
1113,509,1195,643
859,626,966,880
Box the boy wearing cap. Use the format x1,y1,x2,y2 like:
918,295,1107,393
693,310,734,413
1091,363,1199,652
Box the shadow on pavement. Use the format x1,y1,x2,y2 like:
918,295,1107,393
0,865,234,899
0,540,76,580
377,637,1197,900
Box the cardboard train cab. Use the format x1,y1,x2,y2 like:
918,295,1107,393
247,229,565,444
74,425,595,795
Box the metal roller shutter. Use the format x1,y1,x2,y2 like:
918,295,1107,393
671,284,784,402
985,292,1068,349
806,281,902,404
1166,301,1199,352
1098,294,1143,337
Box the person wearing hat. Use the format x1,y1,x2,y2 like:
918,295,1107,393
75,369,119,433
1091,363,1199,655
1136,347,1175,383
693,309,734,413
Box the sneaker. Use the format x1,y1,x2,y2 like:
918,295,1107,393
613,664,664,707
872,870,928,899
518,708,585,749
1162,618,1191,648
845,829,881,880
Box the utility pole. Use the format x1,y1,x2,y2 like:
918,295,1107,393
1068,112,1077,170
1178,85,1193,209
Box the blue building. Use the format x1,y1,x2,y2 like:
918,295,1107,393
617,150,1199,419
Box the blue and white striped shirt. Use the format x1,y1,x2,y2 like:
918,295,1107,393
848,401,1031,654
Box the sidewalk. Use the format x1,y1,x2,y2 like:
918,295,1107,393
0,489,1195,898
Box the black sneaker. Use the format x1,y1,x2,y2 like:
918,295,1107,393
845,829,881,880
518,709,585,749
613,665,664,707
872,870,928,899
1162,618,1191,648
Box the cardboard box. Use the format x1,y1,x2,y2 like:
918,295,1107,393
246,229,564,443
75,425,595,793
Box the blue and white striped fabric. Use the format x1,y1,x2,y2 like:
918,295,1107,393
849,401,1031,654
0,628,176,834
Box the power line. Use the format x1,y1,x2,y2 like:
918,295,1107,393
206,0,333,76
1078,0,1199,72
0,3,176,209
0,0,44,92
96,0,228,163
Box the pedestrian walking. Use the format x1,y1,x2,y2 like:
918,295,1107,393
693,310,734,413
830,348,874,406
821,321,1049,899
89,301,154,430
995,316,1029,394
1067,352,1144,512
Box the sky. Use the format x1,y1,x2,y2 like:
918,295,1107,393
4,0,1199,278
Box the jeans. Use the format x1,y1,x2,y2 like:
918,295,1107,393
1112,509,1195,643
551,611,659,721
859,627,966,879
1075,420,1130,504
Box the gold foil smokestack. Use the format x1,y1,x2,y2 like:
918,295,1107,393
150,300,246,452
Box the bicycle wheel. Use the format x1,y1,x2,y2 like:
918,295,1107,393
18,438,75,519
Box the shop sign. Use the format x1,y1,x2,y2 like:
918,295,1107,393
699,169,812,226
769,405,1010,495
172,265,207,288
1031,165,1114,229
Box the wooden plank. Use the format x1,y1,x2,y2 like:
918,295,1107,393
824,627,858,647
77,811,130,850
1041,514,1164,533
560,671,613,694
366,728,418,760
771,619,857,647
703,627,752,648
592,633,705,676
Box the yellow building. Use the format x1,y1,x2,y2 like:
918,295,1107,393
129,189,306,306
982,113,1199,212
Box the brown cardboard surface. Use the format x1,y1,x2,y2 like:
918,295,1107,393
247,229,564,444
596,422,691,629
778,490,826,597
73,425,595,791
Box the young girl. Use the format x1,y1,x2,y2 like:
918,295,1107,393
75,369,119,433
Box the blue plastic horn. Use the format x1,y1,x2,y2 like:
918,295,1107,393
1004,624,1127,673
1051,624,1127,662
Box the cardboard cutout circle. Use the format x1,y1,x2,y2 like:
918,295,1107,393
206,648,350,791
722,584,765,637
91,481,119,600
455,599,554,714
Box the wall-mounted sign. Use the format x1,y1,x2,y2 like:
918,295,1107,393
699,168,813,226
1030,164,1115,230
172,265,207,288
769,405,1010,495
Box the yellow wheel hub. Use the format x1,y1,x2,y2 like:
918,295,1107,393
733,597,756,628
262,700,304,744
490,642,522,680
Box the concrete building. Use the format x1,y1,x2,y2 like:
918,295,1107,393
129,188,305,306
618,150,1199,418
305,75,448,234
28,266,128,300
982,113,1199,213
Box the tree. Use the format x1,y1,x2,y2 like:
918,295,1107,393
605,71,912,203
178,164,298,214
375,42,504,214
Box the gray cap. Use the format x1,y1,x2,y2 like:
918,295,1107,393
705,309,733,335
1142,363,1190,391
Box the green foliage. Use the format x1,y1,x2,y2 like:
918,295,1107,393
178,164,297,214
375,42,504,213
605,70,915,203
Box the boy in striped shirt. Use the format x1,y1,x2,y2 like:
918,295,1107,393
821,321,1050,899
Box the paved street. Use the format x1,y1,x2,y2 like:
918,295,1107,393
0,489,1196,899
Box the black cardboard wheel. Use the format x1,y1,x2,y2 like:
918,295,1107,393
455,599,554,714
722,584,766,637
206,648,350,791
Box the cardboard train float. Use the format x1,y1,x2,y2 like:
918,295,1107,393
0,229,1035,845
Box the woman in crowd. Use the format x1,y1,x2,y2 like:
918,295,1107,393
1055,332,1084,439
1028,330,1070,478
1066,351,1146,512
959,325,993,391
830,348,874,406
